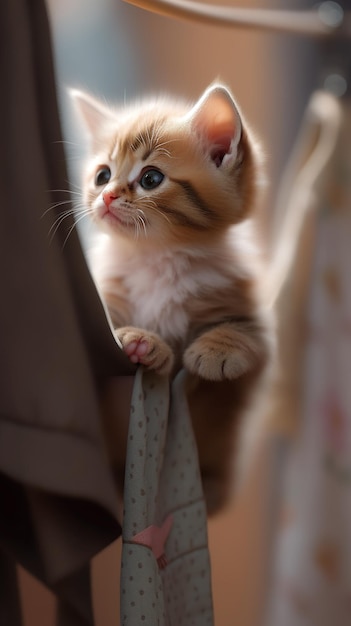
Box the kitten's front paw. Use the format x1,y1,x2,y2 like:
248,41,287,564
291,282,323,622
115,326,174,376
184,324,264,381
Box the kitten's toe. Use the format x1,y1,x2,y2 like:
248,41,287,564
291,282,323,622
184,347,236,381
124,339,148,363
184,337,256,381
115,327,174,376
141,339,174,376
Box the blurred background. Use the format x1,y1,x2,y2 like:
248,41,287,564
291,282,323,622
19,0,350,624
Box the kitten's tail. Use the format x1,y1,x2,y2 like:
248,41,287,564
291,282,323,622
263,90,342,310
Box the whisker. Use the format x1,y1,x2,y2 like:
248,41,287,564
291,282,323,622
143,202,172,226
154,137,178,158
47,189,82,196
137,212,147,237
135,195,173,227
49,209,79,239
132,213,140,240
134,216,140,240
48,207,91,242
62,179,83,192
137,197,160,212
133,208,148,239
155,209,172,225
64,155,86,162
52,140,80,147
61,212,90,250
139,217,146,238
41,198,86,218
156,148,172,158
157,137,178,147
41,200,74,218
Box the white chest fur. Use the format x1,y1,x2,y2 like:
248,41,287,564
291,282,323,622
126,248,233,341
90,236,233,343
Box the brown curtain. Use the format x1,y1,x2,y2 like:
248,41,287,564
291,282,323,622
0,1,135,623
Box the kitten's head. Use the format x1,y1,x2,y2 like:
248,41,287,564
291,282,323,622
71,83,262,247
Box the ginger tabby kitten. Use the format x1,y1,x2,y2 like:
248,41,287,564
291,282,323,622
72,84,273,513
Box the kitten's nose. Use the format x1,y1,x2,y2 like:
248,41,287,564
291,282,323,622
103,191,119,208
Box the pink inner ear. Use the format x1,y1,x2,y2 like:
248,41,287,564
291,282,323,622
209,134,233,167
191,87,241,166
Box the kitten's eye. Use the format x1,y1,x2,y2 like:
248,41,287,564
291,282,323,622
139,168,164,190
95,166,111,186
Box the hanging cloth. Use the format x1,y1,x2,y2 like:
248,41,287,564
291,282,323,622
121,369,214,626
266,90,351,625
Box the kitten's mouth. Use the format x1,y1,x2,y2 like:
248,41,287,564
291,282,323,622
101,205,131,229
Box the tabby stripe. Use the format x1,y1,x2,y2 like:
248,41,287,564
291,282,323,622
170,178,217,222
142,148,152,161
157,203,208,230
130,133,153,161
130,131,144,152
130,120,166,160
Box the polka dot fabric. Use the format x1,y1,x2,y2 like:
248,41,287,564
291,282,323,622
121,368,214,625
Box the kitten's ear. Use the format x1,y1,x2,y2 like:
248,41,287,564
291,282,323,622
69,89,114,136
188,84,242,167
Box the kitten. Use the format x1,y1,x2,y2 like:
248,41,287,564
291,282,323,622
71,84,274,513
